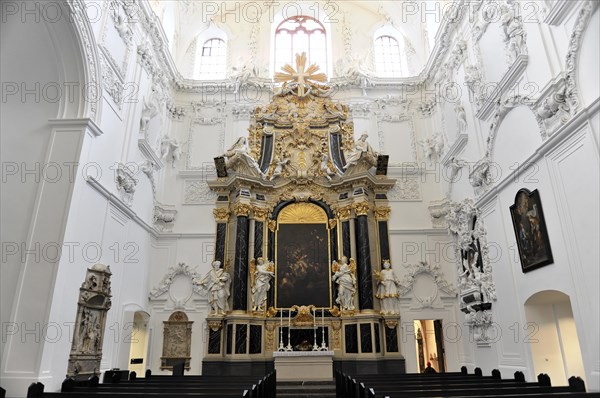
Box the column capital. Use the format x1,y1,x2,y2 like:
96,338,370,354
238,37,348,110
335,205,353,220
233,203,252,217
374,206,391,221
252,206,268,221
213,208,230,223
353,201,371,217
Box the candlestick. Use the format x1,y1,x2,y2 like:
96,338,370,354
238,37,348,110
312,308,318,351
285,309,292,351
278,309,284,351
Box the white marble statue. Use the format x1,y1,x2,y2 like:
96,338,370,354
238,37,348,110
456,105,467,133
501,4,527,63
375,260,401,315
222,137,264,177
140,81,162,134
199,260,231,315
159,136,181,168
420,133,444,164
251,258,275,311
320,153,336,180
332,257,356,311
343,133,378,170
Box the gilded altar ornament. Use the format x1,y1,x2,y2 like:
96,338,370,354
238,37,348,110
266,306,278,318
384,319,399,329
332,257,357,312
213,208,230,223
291,305,317,325
267,219,277,231
207,320,223,331
233,203,252,217
353,201,371,216
329,305,341,317
252,206,268,221
250,258,275,312
328,218,337,229
278,202,328,224
374,206,391,221
274,52,327,98
335,205,353,220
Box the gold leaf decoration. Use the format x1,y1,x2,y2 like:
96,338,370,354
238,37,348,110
278,202,328,224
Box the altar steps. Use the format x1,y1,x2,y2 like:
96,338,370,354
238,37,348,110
276,381,336,397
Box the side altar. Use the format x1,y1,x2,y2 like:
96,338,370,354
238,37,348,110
200,54,405,376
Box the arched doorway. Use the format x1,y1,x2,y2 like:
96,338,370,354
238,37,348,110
128,311,151,376
524,291,585,385
413,320,447,373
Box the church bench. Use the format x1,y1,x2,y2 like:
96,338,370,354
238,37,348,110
369,385,576,397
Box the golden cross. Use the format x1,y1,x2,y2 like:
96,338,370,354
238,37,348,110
274,52,327,97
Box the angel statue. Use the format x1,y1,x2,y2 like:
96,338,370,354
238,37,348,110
319,153,336,180
250,258,275,311
332,257,356,311
270,156,290,181
198,260,231,315
374,260,401,315
159,136,181,168
343,133,378,170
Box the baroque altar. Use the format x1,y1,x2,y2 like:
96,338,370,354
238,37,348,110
201,54,404,376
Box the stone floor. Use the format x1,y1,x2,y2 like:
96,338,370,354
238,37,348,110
276,380,336,398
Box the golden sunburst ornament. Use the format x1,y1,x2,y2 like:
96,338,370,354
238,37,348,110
274,52,327,97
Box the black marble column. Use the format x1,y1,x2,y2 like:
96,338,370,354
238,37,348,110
254,221,264,259
378,221,390,261
215,223,227,264
341,221,351,258
355,215,374,310
233,215,249,311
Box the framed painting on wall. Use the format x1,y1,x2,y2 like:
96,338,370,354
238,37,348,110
509,188,554,273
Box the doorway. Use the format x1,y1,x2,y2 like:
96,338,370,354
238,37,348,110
128,311,150,377
414,319,447,373
524,290,585,385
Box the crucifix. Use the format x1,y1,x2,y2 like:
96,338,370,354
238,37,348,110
274,52,327,97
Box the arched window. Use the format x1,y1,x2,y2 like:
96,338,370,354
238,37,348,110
374,35,403,78
196,38,227,80
274,16,327,76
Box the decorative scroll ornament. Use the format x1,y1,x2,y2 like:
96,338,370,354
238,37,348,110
213,208,230,223
115,163,137,206
153,202,177,232
274,52,327,98
148,262,205,299
397,261,457,297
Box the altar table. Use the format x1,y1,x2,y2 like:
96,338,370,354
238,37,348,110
272,351,334,381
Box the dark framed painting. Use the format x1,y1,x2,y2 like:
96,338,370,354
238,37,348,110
509,189,554,273
275,223,331,308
